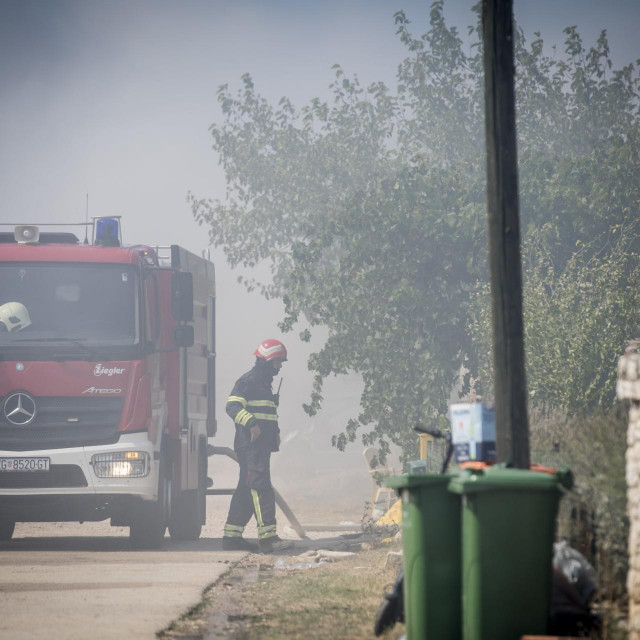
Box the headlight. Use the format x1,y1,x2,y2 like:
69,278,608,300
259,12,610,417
91,452,150,478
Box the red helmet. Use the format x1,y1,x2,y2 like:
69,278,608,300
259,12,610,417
254,339,288,362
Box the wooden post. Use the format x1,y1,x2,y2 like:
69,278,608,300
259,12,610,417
482,0,530,468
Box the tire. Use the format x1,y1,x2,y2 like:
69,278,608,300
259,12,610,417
169,447,207,541
0,519,15,542
129,457,171,549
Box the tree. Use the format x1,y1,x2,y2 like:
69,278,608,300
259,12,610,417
191,1,640,458
469,221,640,413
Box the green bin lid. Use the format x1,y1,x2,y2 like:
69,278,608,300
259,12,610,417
386,474,453,490
447,467,561,494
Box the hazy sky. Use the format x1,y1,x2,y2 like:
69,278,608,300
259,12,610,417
1,0,638,247
1,0,638,492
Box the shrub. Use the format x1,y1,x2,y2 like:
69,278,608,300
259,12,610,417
531,405,628,602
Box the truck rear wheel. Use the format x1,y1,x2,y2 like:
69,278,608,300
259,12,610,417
0,519,15,542
129,458,171,549
169,447,206,541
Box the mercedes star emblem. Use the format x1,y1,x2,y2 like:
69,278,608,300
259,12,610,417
3,392,37,426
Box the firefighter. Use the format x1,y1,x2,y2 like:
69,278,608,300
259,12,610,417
222,339,292,553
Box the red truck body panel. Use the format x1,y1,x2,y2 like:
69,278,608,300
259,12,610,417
0,243,144,264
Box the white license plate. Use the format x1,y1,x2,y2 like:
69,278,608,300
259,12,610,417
0,457,50,472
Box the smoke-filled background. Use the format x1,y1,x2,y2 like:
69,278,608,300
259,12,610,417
1,0,639,522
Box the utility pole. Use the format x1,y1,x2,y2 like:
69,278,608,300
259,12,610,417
482,0,530,468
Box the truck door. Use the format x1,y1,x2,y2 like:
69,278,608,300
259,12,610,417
152,269,197,491
143,271,166,445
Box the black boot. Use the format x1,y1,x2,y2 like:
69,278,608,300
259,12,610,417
222,537,258,551
259,535,293,554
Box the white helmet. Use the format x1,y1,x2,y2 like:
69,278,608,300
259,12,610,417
0,302,32,332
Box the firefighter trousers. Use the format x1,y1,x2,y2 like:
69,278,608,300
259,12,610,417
224,444,277,540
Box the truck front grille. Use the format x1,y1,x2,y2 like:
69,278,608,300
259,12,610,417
0,396,124,451
0,464,87,488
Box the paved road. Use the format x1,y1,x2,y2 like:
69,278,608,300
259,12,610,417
0,498,246,640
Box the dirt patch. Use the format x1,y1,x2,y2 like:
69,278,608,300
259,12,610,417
159,537,405,640
158,558,263,640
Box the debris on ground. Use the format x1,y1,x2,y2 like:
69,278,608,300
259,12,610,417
271,548,357,570
385,551,403,572
376,499,402,526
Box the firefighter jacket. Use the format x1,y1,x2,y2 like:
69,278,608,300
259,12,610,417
226,361,280,452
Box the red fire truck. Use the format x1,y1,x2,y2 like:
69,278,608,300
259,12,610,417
0,218,216,548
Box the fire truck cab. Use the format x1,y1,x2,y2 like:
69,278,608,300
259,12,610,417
0,218,216,548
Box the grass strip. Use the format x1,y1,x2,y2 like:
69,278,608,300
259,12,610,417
241,545,405,640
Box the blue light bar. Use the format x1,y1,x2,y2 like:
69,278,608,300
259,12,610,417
95,217,121,247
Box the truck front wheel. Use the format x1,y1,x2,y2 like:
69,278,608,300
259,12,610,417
168,446,206,541
129,458,171,549
0,519,15,542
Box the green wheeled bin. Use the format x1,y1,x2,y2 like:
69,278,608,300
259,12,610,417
448,467,563,640
386,474,462,640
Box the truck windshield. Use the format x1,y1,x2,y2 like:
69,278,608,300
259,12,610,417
0,264,139,350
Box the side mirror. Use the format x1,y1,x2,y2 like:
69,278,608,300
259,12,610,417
171,272,193,322
173,325,195,348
